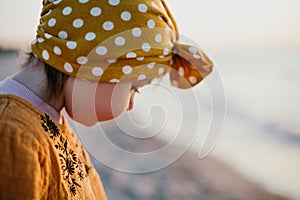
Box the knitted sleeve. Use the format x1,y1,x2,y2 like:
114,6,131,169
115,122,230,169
0,122,49,200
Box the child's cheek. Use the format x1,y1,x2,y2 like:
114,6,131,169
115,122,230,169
95,84,132,121
64,78,132,125
64,88,98,126
63,78,96,125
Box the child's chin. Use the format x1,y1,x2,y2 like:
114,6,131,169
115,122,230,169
67,109,127,126
74,118,98,127
68,114,98,127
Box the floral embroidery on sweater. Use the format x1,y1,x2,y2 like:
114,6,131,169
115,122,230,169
40,113,90,196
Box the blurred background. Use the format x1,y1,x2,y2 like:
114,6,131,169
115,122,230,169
1,0,299,199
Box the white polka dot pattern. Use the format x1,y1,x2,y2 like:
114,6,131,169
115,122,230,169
121,11,131,21
114,36,126,46
136,57,144,61
147,19,156,28
31,0,214,88
90,7,101,16
45,10,52,16
62,7,72,15
103,21,114,31
32,39,37,45
64,63,73,73
158,67,164,75
38,38,45,43
166,27,171,35
151,2,159,9
138,74,147,80
147,62,155,69
73,19,84,28
163,48,169,56
66,41,77,49
141,43,151,52
107,58,117,63
108,0,120,6
54,46,62,55
92,67,104,76
178,67,184,76
155,34,162,43
45,33,52,39
53,0,62,5
193,54,201,59
48,18,56,27
132,28,142,37
85,32,96,41
58,31,68,40
96,46,108,55
109,79,120,83
42,50,49,60
189,46,197,54
138,4,148,13
77,56,88,65
126,52,137,58
122,65,133,74
79,0,89,3
189,76,197,84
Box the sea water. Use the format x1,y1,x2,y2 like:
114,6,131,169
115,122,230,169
205,51,300,200
131,50,300,199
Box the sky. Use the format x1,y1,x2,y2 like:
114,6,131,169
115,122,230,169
167,0,300,52
0,0,299,52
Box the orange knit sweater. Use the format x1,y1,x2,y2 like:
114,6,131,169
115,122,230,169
0,95,107,200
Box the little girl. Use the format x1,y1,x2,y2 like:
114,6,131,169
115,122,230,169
0,0,213,199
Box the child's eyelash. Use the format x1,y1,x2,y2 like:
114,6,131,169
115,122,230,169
131,85,140,93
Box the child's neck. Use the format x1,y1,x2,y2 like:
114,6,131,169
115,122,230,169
12,61,65,114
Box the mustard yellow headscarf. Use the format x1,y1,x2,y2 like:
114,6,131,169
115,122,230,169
32,0,213,88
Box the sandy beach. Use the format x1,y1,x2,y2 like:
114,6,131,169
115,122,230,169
0,50,291,200
89,127,289,200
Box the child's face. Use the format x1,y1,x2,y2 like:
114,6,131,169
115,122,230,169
64,77,151,126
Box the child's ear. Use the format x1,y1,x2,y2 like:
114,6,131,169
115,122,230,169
32,56,39,66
